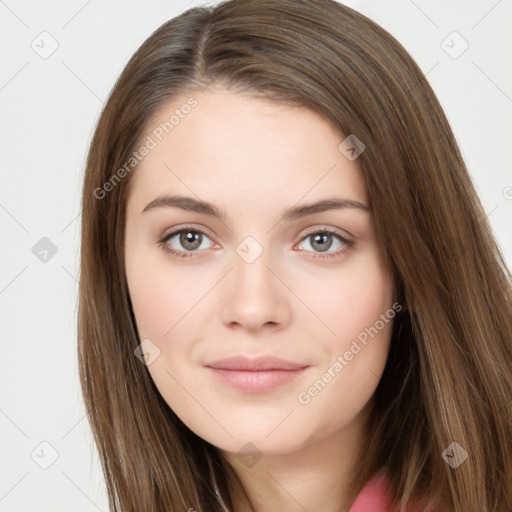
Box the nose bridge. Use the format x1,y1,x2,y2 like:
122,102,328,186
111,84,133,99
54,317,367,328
233,237,277,302
235,246,272,291
220,235,289,330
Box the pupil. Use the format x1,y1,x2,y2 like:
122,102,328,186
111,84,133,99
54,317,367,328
181,231,202,250
312,233,332,252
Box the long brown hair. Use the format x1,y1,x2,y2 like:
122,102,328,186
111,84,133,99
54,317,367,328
78,1,512,510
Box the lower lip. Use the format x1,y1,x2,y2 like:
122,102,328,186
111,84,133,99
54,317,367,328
206,367,308,393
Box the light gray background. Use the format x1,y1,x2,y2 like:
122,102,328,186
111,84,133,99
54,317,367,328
1,0,511,510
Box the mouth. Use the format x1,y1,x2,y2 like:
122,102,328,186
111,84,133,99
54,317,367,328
204,355,310,393
206,368,308,393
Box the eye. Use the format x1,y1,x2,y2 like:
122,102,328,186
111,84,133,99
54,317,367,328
296,228,353,259
158,225,354,260
158,226,217,258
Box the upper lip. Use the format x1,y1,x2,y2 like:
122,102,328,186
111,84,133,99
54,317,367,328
205,356,308,371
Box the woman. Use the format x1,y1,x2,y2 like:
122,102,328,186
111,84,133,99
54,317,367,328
78,0,512,510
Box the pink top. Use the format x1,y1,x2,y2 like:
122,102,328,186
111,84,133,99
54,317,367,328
349,472,442,512
349,471,393,511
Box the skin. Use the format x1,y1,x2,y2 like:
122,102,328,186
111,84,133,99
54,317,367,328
124,86,396,512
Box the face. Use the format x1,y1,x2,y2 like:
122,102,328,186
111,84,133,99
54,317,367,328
124,87,396,457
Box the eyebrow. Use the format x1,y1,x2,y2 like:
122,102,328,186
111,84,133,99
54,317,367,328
141,195,370,220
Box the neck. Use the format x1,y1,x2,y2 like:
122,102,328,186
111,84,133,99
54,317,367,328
219,400,373,512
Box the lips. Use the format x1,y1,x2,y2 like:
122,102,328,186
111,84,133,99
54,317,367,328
205,356,309,393
205,355,308,371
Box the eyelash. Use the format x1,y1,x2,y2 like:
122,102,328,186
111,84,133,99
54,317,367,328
157,225,354,260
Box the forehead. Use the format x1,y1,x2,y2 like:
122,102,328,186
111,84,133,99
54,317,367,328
126,88,368,215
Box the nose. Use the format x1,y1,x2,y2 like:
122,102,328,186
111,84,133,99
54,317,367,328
220,248,291,332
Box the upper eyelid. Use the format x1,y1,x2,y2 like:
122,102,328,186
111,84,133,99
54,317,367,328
300,226,352,240
162,225,216,243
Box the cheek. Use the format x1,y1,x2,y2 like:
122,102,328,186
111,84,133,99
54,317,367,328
298,250,395,344
128,275,179,339
126,256,209,421
337,270,393,341
338,261,395,377
293,252,395,419
126,249,207,340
